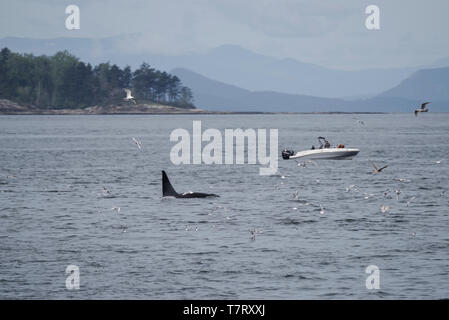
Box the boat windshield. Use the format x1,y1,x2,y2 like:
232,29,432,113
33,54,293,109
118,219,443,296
318,137,330,149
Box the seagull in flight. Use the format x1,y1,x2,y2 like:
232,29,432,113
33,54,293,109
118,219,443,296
249,229,256,241
395,189,401,201
319,204,325,214
102,186,112,196
131,137,142,150
370,161,388,174
111,207,121,213
123,88,137,104
406,196,416,206
414,102,430,116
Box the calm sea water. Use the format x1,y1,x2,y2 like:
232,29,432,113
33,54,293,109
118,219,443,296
0,114,448,299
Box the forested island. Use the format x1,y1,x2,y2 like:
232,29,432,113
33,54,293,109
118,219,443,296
0,47,197,113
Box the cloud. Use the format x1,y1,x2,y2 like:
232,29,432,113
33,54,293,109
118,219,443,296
1,0,449,69
209,0,359,38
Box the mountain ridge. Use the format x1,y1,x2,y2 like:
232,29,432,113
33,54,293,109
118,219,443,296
0,36,434,98
172,67,449,112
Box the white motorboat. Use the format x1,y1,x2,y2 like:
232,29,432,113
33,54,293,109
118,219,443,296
282,137,359,160
282,147,360,160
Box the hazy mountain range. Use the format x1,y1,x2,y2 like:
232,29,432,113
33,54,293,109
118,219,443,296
1,36,449,112
172,67,449,112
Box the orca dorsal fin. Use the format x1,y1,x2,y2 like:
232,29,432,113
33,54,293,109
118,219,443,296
162,170,178,197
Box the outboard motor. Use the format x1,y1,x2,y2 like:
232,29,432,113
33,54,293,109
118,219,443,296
281,149,295,160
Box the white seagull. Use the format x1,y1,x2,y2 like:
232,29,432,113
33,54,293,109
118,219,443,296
111,207,121,213
132,137,142,150
406,196,416,206
319,204,325,214
346,184,359,193
123,88,137,104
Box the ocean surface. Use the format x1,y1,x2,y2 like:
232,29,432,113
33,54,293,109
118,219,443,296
0,113,448,299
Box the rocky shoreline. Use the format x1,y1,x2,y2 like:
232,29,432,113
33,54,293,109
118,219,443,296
0,99,386,115
0,99,216,115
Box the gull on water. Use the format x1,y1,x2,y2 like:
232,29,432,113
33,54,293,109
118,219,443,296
296,160,318,168
296,160,306,168
293,190,300,200
249,228,263,240
307,160,318,166
101,186,115,198
208,205,224,216
123,88,137,104
346,184,359,193
274,180,285,190
370,161,388,174
363,192,375,200
414,102,430,116
381,205,391,213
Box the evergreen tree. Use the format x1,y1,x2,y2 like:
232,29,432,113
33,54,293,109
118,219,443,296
0,48,196,109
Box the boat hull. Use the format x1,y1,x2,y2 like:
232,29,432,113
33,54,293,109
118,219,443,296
287,148,360,160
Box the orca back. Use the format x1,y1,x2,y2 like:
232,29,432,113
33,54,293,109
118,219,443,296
162,170,219,198
162,170,179,197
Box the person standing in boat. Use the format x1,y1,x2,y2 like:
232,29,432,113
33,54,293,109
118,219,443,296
324,140,330,148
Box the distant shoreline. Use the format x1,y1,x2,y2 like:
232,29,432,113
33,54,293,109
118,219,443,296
0,111,389,115
0,99,389,115
0,99,396,115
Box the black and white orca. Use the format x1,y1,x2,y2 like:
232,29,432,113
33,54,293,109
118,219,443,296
162,170,219,198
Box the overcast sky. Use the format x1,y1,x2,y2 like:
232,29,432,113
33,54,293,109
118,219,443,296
0,0,448,70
